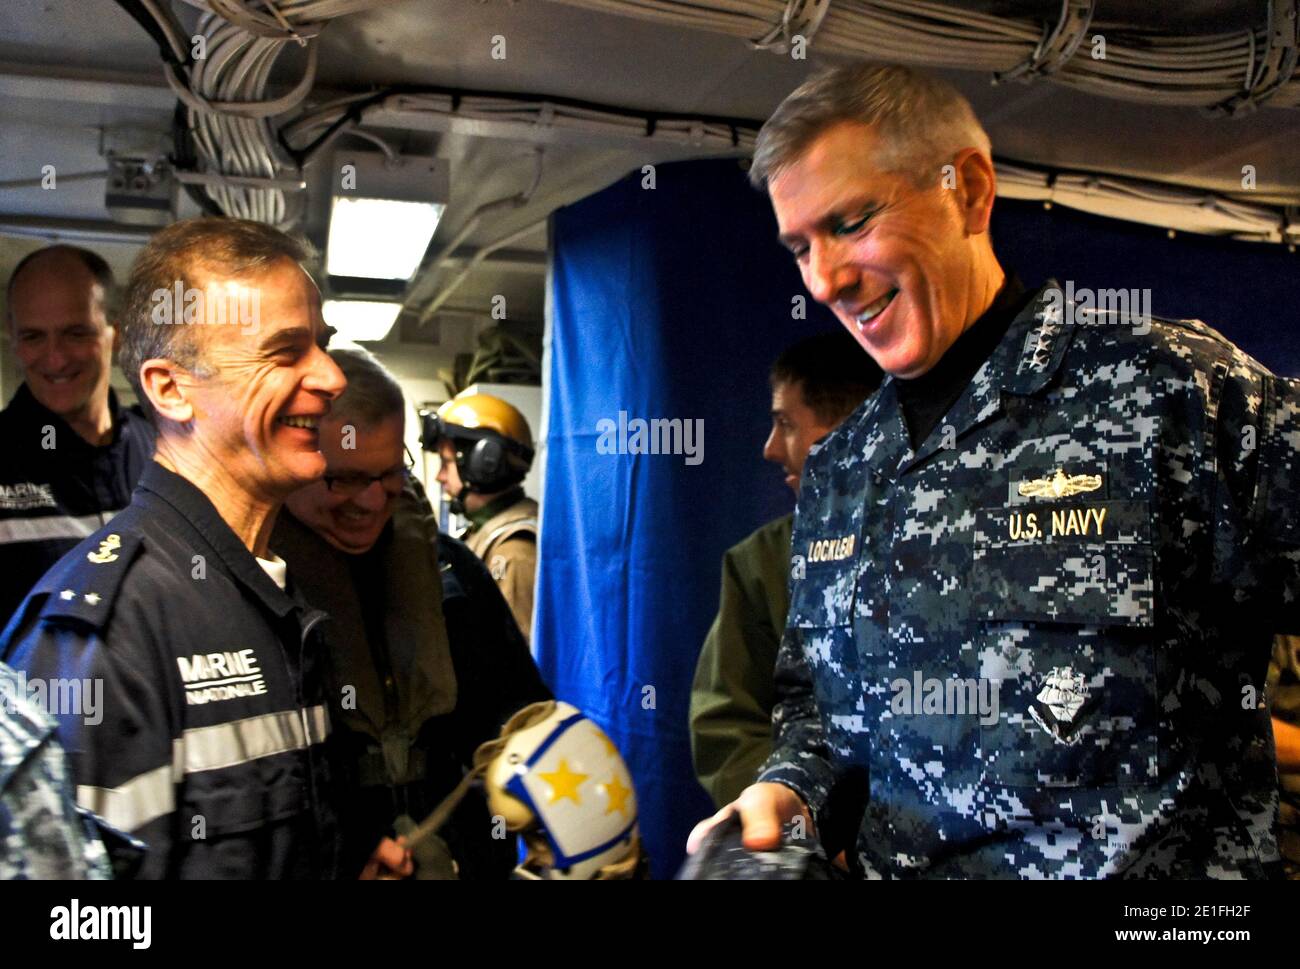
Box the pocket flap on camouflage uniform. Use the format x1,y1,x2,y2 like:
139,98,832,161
788,558,857,629
971,499,1155,626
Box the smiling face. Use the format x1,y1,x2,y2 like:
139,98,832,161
763,379,840,494
9,251,115,421
177,258,345,502
284,412,405,554
770,121,998,378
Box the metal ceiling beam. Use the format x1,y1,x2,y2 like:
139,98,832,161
0,61,174,111
0,214,156,244
441,245,546,274
364,105,747,157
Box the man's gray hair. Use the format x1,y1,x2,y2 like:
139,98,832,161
329,347,406,426
119,217,316,423
749,63,991,190
7,245,118,325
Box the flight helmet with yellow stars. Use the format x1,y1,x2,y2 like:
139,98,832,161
476,700,641,879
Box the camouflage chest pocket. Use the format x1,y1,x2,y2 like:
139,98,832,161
788,555,865,763
970,499,1160,789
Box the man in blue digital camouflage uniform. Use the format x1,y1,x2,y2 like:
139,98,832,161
688,63,1299,878
1,660,111,879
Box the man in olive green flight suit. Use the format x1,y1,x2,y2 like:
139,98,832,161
1268,635,1300,878
690,332,881,808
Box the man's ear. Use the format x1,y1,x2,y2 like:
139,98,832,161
139,358,196,424
952,147,997,236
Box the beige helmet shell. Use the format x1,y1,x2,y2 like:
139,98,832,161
483,701,638,879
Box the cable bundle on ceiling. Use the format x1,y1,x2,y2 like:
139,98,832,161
282,88,1298,245
545,0,1300,112
139,0,407,228
125,0,1297,246
280,90,761,166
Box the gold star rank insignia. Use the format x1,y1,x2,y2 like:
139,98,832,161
1017,468,1102,499
538,758,589,804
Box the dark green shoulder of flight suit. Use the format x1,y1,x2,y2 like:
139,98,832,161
689,514,793,809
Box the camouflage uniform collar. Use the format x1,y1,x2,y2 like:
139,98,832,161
1003,280,1077,395
874,281,1075,473
941,278,1075,410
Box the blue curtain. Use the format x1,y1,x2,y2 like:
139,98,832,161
536,159,838,878
536,159,1300,879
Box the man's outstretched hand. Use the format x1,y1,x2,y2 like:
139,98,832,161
686,782,812,854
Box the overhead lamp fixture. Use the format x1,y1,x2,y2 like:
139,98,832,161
326,150,448,281
322,299,402,343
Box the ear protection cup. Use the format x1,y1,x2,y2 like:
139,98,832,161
466,436,506,487
454,433,530,493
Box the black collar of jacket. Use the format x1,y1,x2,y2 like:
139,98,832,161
6,383,132,457
137,462,300,619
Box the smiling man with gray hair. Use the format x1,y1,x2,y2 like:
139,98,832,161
688,63,1300,879
275,347,550,878
0,217,419,879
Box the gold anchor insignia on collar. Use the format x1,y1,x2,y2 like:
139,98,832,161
1017,468,1102,499
87,534,122,564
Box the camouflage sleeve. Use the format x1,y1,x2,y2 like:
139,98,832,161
689,547,781,809
755,625,838,825
5,613,179,877
1215,360,1300,634
1,688,110,879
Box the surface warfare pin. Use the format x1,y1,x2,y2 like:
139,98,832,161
1017,468,1102,499
1028,666,1091,746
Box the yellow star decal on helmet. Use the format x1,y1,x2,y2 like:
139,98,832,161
599,775,632,816
538,758,589,804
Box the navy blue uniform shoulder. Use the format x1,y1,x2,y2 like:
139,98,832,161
26,520,147,632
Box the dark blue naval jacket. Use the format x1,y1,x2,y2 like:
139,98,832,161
1,463,339,879
0,385,155,629
760,282,1300,878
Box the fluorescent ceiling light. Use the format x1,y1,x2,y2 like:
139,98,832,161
322,300,402,343
326,197,444,280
